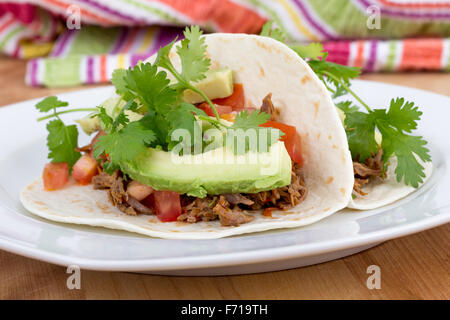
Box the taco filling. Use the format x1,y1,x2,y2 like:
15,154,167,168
67,90,307,226
21,27,355,239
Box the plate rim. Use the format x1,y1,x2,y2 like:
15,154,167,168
0,208,447,271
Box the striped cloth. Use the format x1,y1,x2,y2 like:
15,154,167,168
1,1,450,87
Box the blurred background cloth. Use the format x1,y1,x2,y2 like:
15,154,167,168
1,0,450,87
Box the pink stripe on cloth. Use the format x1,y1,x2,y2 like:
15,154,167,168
51,30,76,57
86,56,95,84
357,0,450,19
323,41,351,66
28,58,39,86
366,40,379,72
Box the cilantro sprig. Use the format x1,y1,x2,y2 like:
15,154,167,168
35,96,85,169
93,105,156,172
103,25,279,161
35,25,284,175
260,21,431,187
155,26,220,119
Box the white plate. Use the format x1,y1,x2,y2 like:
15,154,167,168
0,80,448,275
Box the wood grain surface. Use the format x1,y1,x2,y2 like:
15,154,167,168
0,56,448,300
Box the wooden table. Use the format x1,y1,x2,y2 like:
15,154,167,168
0,56,448,299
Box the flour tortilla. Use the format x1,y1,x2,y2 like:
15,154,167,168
21,34,354,239
348,157,433,210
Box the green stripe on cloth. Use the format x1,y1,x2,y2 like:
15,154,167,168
43,56,82,87
247,0,294,41
306,0,450,39
385,40,397,71
0,25,25,50
119,0,183,24
68,26,121,56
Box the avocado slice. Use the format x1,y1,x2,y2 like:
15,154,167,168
183,68,234,104
121,141,292,198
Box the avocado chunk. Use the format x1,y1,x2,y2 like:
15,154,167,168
121,141,292,198
183,68,234,104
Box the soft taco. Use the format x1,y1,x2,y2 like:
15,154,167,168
258,22,433,211
21,28,355,239
335,103,433,210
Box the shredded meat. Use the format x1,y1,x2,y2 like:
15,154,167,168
177,197,218,223
260,93,280,121
178,163,307,226
213,195,254,226
353,148,384,196
224,194,254,206
247,163,307,210
92,171,153,215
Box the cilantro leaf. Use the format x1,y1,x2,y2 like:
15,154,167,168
166,103,202,149
260,21,286,43
112,100,138,130
231,110,271,130
46,119,81,168
336,101,359,114
290,43,326,60
139,111,171,148
121,62,177,115
111,69,133,101
94,120,156,165
36,96,69,112
377,122,430,187
177,26,211,83
154,39,176,74
385,98,422,133
226,110,283,153
308,60,360,86
97,106,114,132
155,25,220,119
344,111,379,161
341,98,431,187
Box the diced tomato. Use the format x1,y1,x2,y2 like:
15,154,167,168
198,102,232,117
72,155,98,185
43,162,69,191
153,191,182,222
260,120,304,165
127,180,154,201
285,131,303,166
213,84,245,111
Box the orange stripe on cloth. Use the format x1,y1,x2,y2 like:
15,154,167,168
42,0,119,25
353,41,365,68
99,54,108,82
400,39,443,71
378,0,450,8
156,0,266,33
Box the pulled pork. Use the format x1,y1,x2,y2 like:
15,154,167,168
92,171,153,215
353,148,384,196
260,93,280,121
178,163,307,226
